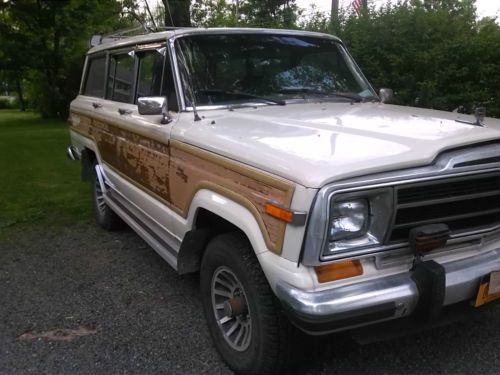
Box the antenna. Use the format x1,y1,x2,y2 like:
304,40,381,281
176,40,202,122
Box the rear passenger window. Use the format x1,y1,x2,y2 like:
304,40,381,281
107,53,135,103
84,56,106,97
136,50,164,101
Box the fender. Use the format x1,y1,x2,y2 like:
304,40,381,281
177,189,315,290
176,188,271,275
186,188,271,255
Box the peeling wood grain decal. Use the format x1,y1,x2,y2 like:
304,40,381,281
71,114,171,202
69,112,295,253
169,140,294,253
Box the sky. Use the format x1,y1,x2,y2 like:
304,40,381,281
295,0,500,19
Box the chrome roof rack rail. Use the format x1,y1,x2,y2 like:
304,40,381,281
89,25,193,47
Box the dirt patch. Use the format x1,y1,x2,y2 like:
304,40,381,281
18,325,97,342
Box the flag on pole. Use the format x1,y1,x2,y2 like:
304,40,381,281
352,0,362,14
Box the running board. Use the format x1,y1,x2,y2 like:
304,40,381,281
104,188,180,270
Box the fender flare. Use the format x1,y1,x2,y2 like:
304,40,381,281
187,188,270,254
176,188,272,275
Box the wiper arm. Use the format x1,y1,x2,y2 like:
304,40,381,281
277,88,365,103
199,89,286,106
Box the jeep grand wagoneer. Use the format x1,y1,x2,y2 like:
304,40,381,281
68,27,500,373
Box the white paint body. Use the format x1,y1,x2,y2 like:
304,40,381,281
172,102,500,188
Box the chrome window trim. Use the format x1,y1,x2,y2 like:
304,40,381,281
79,56,89,95
168,36,186,111
302,142,500,266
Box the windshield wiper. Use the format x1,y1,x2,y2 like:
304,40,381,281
277,88,366,103
199,89,286,106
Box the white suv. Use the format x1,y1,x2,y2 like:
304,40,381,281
68,27,500,373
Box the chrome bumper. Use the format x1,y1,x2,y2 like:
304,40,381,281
276,249,500,335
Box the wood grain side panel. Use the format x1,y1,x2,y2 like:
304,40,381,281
71,113,171,201
170,140,295,253
70,112,296,253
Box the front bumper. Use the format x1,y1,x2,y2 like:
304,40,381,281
276,249,500,335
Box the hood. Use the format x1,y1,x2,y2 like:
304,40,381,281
172,102,500,188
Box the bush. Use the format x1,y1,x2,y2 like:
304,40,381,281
0,96,17,109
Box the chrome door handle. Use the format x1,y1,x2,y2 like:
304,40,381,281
92,102,102,109
118,108,132,115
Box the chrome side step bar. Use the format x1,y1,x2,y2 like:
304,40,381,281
103,186,181,270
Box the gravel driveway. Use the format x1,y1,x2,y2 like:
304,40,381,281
1,223,499,374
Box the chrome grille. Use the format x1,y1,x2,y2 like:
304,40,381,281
389,173,500,242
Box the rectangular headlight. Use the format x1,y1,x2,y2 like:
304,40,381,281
329,199,369,241
323,188,393,258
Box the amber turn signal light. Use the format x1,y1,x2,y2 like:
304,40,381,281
315,260,363,283
264,203,294,223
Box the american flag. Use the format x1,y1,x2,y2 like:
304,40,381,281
352,0,362,14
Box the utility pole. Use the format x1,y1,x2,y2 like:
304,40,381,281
331,0,339,23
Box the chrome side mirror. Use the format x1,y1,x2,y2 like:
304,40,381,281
379,88,394,104
137,96,167,115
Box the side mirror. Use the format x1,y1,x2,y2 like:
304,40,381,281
137,96,167,115
379,88,394,104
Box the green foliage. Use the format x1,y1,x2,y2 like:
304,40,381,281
0,0,130,119
0,110,90,230
1,0,499,119
304,0,500,117
192,0,238,27
192,0,298,28
239,0,298,28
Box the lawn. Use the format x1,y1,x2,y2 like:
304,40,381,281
0,110,90,231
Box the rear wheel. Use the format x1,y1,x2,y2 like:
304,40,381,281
90,164,121,230
200,232,300,374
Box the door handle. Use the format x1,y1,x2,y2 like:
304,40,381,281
118,108,132,115
92,102,102,109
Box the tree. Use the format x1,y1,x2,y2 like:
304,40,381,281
192,0,298,28
192,0,237,27
0,0,129,118
239,0,297,28
303,0,500,117
161,0,191,27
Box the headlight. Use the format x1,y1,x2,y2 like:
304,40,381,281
323,188,393,258
329,200,369,241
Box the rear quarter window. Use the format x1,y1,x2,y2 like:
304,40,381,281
83,56,106,97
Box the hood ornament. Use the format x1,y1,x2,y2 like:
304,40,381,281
456,106,486,127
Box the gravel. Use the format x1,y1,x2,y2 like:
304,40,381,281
0,223,499,374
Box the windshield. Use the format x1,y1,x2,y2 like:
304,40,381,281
175,33,377,107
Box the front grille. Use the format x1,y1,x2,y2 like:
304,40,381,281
389,173,500,242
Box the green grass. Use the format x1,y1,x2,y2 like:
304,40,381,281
0,110,91,231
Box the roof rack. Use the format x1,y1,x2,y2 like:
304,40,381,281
89,25,192,47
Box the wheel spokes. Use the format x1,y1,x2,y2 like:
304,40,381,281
211,267,252,352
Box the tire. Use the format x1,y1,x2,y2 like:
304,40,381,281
200,232,301,374
90,163,121,230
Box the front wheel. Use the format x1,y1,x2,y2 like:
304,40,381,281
200,233,300,374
